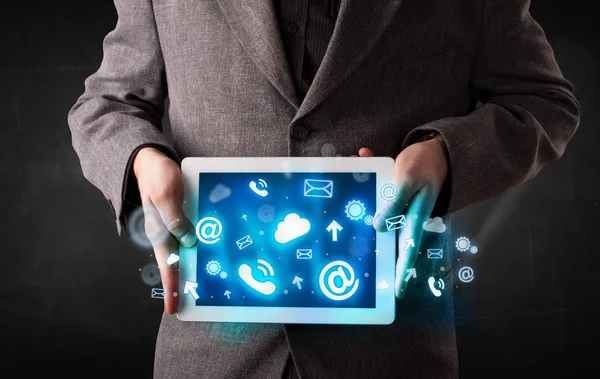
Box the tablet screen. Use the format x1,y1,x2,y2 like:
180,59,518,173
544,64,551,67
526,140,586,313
194,172,377,309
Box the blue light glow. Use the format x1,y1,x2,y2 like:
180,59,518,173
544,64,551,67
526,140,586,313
194,172,377,309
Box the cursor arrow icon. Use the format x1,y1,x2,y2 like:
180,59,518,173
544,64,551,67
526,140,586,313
224,290,231,299
404,268,417,282
292,276,303,290
403,238,415,251
326,220,343,241
184,281,199,300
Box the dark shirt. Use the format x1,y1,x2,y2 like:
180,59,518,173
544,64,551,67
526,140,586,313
122,1,340,228
274,0,340,102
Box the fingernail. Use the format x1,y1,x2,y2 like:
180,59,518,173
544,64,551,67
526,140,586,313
181,232,197,246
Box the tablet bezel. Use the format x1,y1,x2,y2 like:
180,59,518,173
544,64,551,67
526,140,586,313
177,157,396,325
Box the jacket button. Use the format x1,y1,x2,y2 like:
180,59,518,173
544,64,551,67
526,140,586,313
286,22,298,34
290,124,309,141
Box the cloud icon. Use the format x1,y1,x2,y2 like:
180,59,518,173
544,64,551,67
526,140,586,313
209,183,231,203
274,213,311,244
376,280,391,290
166,253,180,266
422,217,447,233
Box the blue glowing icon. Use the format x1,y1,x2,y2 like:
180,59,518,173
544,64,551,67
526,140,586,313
304,179,333,198
427,249,443,259
208,183,231,203
455,236,471,252
274,213,311,244
458,267,475,283
292,276,303,289
345,200,366,221
206,260,222,275
238,259,277,295
184,281,199,300
380,183,397,200
319,261,359,301
196,217,223,244
236,235,253,250
352,172,370,183
249,179,269,197
257,204,275,223
296,249,313,259
326,220,343,242
428,277,444,297
422,217,447,233
364,215,374,225
166,253,180,266
385,215,407,231
404,268,417,283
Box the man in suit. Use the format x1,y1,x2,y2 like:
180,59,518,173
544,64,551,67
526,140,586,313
68,0,580,377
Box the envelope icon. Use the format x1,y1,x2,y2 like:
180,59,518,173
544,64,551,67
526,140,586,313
427,249,443,259
304,179,333,198
151,288,165,299
296,249,313,259
385,215,407,231
236,235,253,250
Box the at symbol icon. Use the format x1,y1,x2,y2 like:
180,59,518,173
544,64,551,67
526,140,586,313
196,217,223,244
319,261,360,301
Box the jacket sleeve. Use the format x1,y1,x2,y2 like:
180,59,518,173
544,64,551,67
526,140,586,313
402,0,581,216
68,0,179,235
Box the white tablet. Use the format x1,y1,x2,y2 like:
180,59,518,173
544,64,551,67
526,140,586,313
178,157,396,324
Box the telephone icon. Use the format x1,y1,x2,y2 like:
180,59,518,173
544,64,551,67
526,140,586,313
238,259,277,295
428,276,444,298
249,179,268,197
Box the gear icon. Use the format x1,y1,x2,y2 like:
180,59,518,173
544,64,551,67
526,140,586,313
455,237,471,252
364,215,374,225
205,260,221,275
345,200,366,221
470,246,478,254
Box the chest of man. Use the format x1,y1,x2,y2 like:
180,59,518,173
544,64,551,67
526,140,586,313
151,0,480,158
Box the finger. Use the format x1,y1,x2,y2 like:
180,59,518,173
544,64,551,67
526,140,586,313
154,236,180,314
372,179,421,233
155,198,197,248
373,155,425,232
358,147,374,157
145,206,180,314
394,187,437,300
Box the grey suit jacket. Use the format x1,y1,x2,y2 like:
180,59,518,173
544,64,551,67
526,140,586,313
68,0,580,378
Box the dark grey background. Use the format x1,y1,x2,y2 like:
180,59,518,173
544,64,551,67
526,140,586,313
0,0,598,377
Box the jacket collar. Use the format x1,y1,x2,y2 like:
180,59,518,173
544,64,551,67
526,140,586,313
216,0,405,118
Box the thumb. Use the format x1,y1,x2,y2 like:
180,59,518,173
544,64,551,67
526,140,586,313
358,147,374,157
157,199,197,248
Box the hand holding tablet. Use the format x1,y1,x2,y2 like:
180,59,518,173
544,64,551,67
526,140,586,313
178,157,397,324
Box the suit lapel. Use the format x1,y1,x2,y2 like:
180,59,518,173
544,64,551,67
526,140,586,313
293,0,405,122
216,0,404,118
216,0,300,109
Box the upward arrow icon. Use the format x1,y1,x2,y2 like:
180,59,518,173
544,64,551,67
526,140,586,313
292,276,303,290
184,281,199,300
404,268,417,283
326,220,343,241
